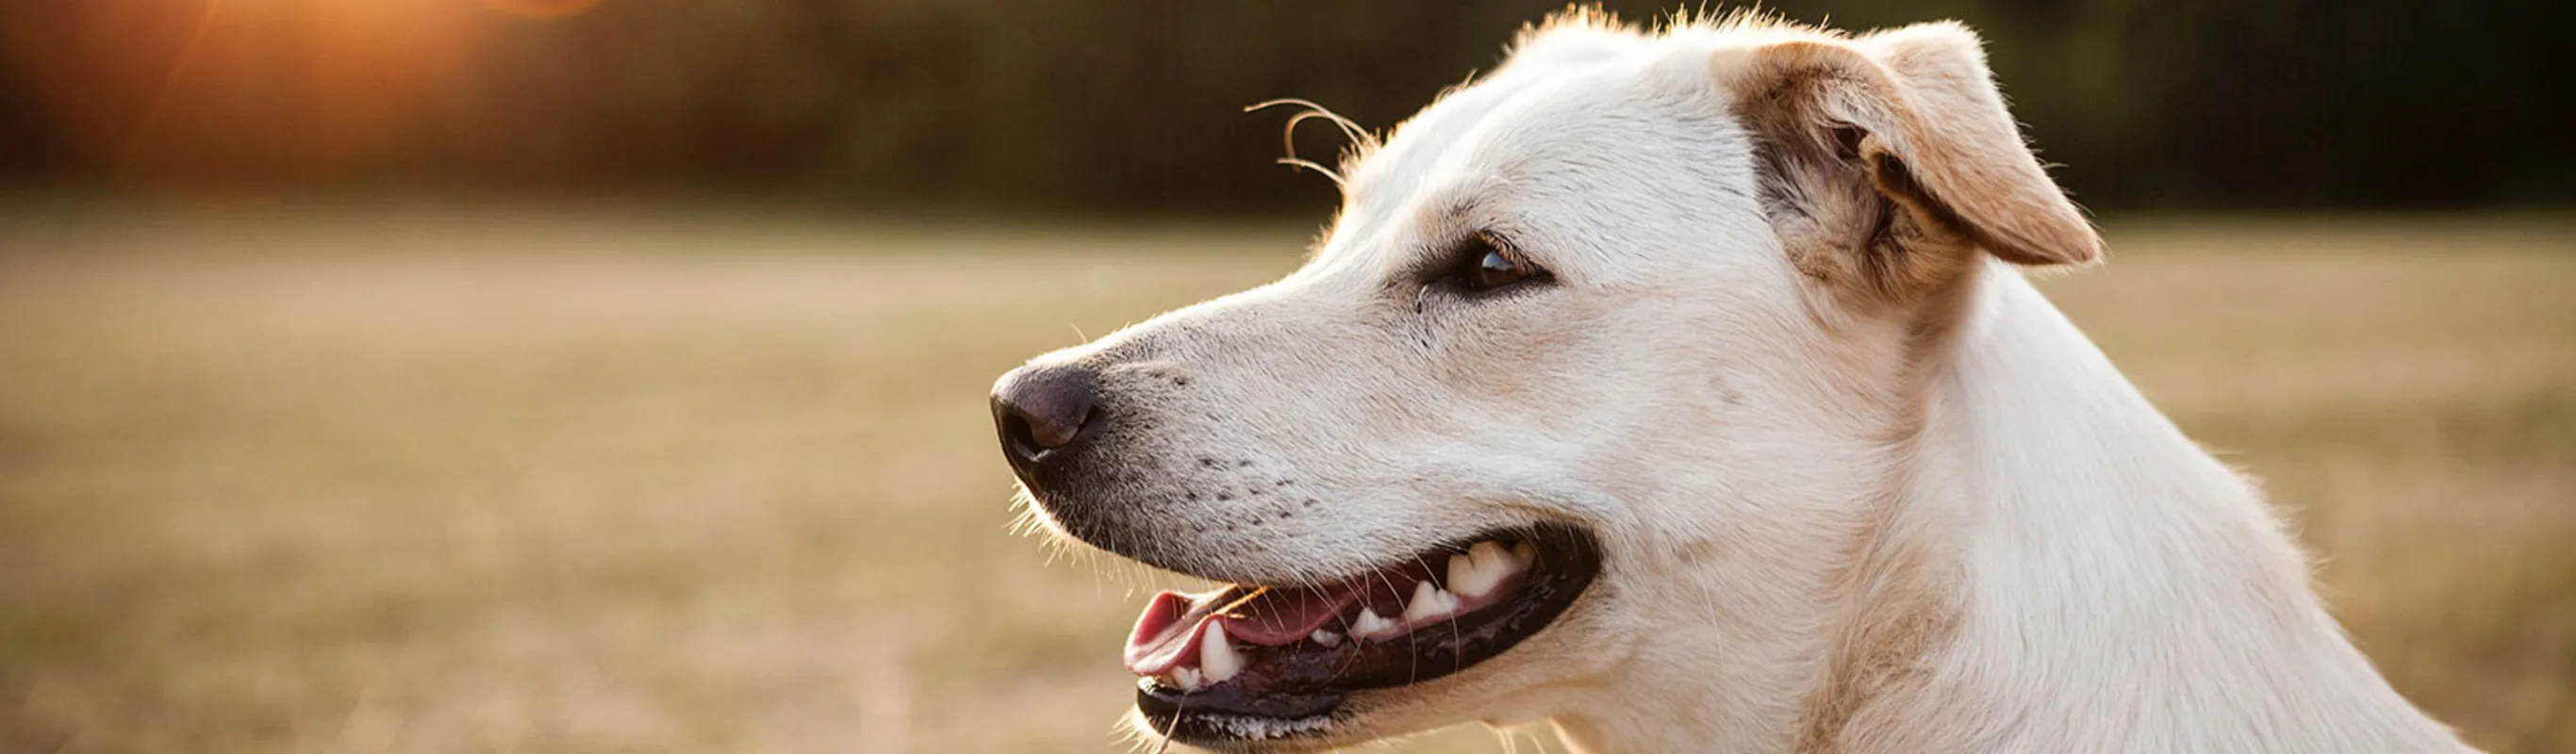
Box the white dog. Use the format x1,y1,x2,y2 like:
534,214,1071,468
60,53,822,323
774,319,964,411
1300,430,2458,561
990,11,2470,753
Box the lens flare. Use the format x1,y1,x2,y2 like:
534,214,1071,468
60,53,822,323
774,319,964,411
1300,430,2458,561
4,0,610,193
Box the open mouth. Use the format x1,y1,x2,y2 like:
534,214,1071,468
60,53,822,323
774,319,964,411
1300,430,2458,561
1126,525,1601,743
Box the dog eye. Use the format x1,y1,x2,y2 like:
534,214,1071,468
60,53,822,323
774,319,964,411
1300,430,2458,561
1450,237,1549,293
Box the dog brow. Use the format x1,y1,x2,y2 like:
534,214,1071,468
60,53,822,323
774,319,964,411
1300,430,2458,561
1403,190,1490,264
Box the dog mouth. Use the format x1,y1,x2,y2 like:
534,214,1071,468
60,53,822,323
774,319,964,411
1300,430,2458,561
1126,524,1600,743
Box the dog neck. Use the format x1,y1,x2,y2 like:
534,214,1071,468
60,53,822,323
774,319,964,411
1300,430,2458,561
1551,262,2459,753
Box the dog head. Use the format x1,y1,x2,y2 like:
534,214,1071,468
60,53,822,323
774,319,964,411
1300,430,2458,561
992,13,2097,750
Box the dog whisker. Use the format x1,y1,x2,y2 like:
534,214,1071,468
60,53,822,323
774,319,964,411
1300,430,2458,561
1246,98,1374,189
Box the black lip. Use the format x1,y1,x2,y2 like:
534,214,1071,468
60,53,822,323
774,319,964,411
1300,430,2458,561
1132,524,1602,745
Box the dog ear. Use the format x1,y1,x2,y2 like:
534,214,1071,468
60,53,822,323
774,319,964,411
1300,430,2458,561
1716,24,2100,300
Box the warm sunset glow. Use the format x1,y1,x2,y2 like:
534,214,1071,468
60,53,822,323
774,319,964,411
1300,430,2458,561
479,0,605,20
5,0,603,190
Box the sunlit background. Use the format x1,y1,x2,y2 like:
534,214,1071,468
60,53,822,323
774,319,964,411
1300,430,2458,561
2,1,2570,752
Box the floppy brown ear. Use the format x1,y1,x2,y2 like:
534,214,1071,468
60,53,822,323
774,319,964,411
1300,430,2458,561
1715,23,2099,299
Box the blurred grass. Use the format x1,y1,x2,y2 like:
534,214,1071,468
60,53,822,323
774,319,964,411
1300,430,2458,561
0,208,2568,752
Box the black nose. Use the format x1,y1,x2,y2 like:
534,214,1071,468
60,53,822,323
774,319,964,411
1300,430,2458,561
992,363,1100,467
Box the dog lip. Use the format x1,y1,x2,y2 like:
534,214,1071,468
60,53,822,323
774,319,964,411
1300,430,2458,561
1136,679,1347,732
1136,677,1347,730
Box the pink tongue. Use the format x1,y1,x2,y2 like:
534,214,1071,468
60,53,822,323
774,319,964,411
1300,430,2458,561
1123,583,1361,676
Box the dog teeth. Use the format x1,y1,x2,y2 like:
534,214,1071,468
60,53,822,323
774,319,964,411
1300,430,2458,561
1402,581,1461,622
1172,666,1204,692
1331,539,1544,645
1351,607,1397,639
1446,540,1524,598
1445,550,1486,597
1199,621,1243,684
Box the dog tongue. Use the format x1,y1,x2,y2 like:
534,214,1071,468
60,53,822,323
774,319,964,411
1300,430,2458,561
1123,583,1360,676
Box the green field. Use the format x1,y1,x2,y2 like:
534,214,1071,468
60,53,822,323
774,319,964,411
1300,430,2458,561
2,209,2569,752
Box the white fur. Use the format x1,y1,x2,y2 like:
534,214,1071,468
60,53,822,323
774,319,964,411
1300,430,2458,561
1010,15,2470,754
1821,263,2465,753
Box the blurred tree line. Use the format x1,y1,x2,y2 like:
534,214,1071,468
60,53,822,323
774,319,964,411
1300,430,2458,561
2,0,2568,214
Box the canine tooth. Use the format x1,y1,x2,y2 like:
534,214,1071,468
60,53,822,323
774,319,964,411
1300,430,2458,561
1173,667,1204,692
1200,622,1243,683
1511,540,1538,568
1351,607,1396,639
1310,629,1342,647
1402,581,1461,622
1450,542,1512,598
1445,552,1479,596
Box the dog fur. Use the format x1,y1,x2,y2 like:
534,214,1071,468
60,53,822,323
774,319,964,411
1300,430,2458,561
1004,11,2471,753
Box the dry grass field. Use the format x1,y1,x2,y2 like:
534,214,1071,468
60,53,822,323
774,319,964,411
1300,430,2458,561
2,207,2570,752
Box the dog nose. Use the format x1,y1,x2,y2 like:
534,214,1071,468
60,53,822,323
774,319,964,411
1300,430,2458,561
992,363,1099,466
